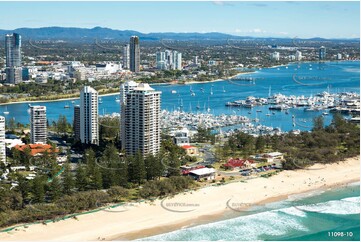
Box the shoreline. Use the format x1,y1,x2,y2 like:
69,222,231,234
0,72,253,106
0,156,359,241
117,179,360,241
1,59,359,106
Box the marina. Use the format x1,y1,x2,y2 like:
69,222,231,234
0,61,359,133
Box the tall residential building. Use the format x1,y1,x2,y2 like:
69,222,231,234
120,80,139,104
0,116,6,164
319,46,326,60
271,51,280,61
5,33,22,84
122,83,161,156
73,105,81,141
80,86,99,145
156,51,166,70
120,80,139,147
156,50,182,70
129,36,140,72
295,50,303,61
173,51,182,70
123,44,130,69
30,106,47,144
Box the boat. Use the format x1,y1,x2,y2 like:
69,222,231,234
3,106,9,115
256,110,262,112
210,87,213,95
71,100,75,104
64,105,70,109
222,86,226,93
196,101,201,110
171,90,177,94
191,92,196,96
266,113,271,116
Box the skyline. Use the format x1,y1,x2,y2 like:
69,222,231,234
0,1,359,39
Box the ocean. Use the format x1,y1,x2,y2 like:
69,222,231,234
1,60,359,132
140,183,360,241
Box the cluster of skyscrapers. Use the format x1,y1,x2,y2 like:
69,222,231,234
156,50,182,70
71,81,161,157
123,36,140,72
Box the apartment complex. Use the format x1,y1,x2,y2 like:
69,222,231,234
5,33,22,84
30,106,47,144
121,83,161,156
0,116,6,164
129,36,140,72
80,86,99,145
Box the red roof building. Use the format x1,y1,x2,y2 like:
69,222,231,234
223,158,254,169
14,144,59,156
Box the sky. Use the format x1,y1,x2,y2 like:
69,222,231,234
0,1,359,38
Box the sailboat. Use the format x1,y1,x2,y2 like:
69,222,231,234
3,106,9,115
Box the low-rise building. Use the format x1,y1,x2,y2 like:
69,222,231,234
189,168,216,181
181,145,199,156
13,144,59,156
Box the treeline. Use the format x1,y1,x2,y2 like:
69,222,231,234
215,113,359,169
0,140,196,228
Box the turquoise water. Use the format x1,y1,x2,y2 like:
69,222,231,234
0,61,359,132
140,183,360,241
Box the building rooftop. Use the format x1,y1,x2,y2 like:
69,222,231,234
14,144,59,156
181,145,196,149
134,83,154,91
189,168,216,176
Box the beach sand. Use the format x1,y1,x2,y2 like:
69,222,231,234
0,156,359,241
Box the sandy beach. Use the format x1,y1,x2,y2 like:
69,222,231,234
0,156,359,241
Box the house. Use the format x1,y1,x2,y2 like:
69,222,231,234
223,158,255,170
181,145,199,156
189,168,216,181
13,144,59,156
173,127,190,146
263,152,284,162
251,152,284,163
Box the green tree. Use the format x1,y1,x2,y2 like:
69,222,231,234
255,136,266,152
313,116,324,131
31,176,46,203
48,176,62,202
56,115,69,135
75,163,87,191
128,152,146,185
62,163,75,195
84,148,102,190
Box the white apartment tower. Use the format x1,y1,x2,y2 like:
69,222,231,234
122,83,161,156
120,80,139,148
123,44,130,69
295,50,303,61
0,116,6,164
156,50,182,70
30,106,47,144
80,86,99,145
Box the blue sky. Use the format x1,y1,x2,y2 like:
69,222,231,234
0,1,359,38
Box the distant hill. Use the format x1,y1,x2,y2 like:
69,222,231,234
0,26,358,42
